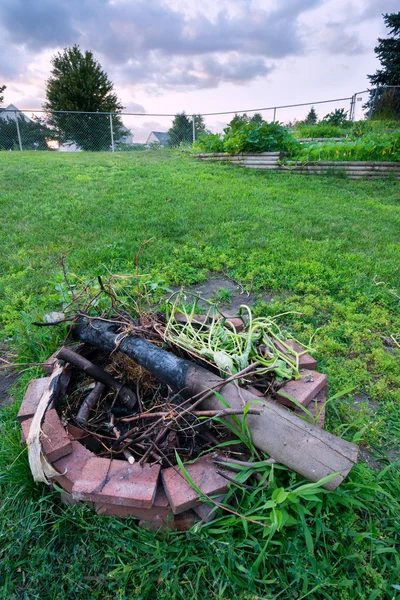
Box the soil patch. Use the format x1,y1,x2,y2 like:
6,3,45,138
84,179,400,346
0,344,19,407
172,276,272,313
0,369,19,408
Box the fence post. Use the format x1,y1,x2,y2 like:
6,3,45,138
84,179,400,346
273,107,276,121
109,113,115,152
192,115,196,143
369,87,380,119
14,111,22,151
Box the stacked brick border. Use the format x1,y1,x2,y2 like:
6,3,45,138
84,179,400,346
192,153,400,180
19,344,327,530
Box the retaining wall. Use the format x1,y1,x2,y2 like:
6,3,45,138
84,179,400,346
192,153,400,180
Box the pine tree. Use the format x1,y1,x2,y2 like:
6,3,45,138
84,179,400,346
0,85,5,105
304,107,318,126
44,46,126,150
365,13,400,119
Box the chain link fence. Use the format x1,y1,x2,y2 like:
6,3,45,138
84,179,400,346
0,88,397,152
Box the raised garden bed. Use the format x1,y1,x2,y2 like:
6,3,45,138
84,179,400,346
192,153,400,179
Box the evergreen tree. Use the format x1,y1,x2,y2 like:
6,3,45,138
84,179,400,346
167,113,206,146
44,45,126,150
0,85,5,105
304,107,318,126
365,12,400,119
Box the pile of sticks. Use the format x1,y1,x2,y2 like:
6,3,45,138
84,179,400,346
58,346,260,468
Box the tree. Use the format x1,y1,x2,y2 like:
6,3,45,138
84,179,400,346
0,85,5,105
167,113,206,146
44,45,126,151
0,114,53,150
322,108,348,126
365,12,400,119
304,107,318,126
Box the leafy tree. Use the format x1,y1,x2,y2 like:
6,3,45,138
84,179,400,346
322,108,348,127
0,114,53,150
44,45,126,151
366,12,400,119
167,113,206,146
0,85,5,105
304,107,318,126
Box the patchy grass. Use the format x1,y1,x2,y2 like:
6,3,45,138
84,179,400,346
0,150,400,599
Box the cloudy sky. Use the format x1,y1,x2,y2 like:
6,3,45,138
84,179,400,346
0,0,397,126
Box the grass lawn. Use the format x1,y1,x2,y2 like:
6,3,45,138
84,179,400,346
0,150,400,599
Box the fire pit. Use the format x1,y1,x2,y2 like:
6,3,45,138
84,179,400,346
18,334,337,530
19,286,359,530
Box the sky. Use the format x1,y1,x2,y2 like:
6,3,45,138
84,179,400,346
0,0,397,134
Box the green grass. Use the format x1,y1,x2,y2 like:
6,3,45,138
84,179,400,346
1,151,400,599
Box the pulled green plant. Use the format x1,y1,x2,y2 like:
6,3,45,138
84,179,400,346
163,291,311,381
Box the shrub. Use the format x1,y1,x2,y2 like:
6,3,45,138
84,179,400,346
294,123,349,139
322,108,349,127
192,115,299,155
192,132,224,153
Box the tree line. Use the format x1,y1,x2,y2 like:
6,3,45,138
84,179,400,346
1,11,399,151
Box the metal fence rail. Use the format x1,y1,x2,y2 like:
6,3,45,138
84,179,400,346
0,87,398,152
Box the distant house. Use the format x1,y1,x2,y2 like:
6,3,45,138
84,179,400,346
146,131,169,147
0,104,31,123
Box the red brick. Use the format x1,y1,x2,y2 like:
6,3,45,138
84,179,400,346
276,369,327,408
17,378,50,422
274,340,317,370
66,424,87,441
52,441,94,493
21,409,73,462
42,351,59,374
72,457,161,508
66,424,102,453
193,496,224,523
161,454,229,515
95,485,172,520
139,510,198,532
41,408,73,462
306,387,326,428
221,315,244,332
21,418,31,442
175,314,209,327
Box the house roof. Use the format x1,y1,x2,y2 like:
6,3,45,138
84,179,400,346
0,104,31,122
146,131,169,145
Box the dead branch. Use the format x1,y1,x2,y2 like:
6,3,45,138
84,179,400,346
76,382,106,425
57,347,137,410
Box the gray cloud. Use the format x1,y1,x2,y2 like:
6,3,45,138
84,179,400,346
323,23,366,55
115,53,273,91
0,0,77,50
0,0,324,89
358,0,400,22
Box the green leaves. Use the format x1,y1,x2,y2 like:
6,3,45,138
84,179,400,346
193,115,300,155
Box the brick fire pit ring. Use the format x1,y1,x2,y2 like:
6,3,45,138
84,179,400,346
19,343,326,530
